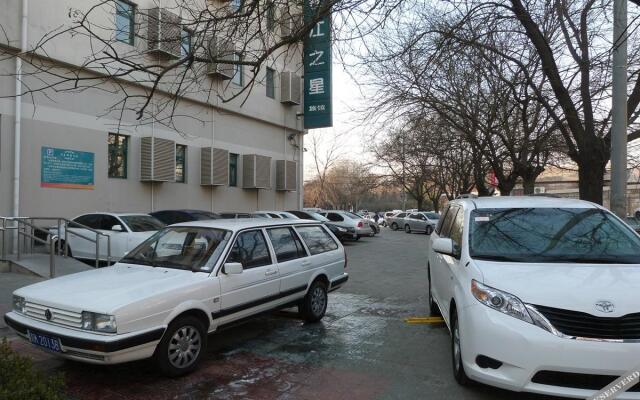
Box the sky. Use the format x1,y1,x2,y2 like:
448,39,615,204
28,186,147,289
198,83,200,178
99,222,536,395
303,60,371,179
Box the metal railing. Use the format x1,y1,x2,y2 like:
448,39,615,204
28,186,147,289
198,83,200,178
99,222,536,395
1,217,111,277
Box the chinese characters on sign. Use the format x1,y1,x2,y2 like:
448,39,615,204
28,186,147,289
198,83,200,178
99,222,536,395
303,0,332,129
41,147,95,190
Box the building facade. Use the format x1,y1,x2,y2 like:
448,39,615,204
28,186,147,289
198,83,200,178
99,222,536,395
0,0,304,225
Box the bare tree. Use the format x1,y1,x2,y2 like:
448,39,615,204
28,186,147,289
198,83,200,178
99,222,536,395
306,129,345,207
437,0,640,203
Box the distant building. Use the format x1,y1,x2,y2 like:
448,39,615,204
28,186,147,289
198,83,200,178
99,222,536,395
512,169,640,214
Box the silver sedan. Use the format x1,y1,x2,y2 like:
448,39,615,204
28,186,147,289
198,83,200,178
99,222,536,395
403,212,439,234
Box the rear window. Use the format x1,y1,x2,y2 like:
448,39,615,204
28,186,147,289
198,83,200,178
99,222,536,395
295,225,339,255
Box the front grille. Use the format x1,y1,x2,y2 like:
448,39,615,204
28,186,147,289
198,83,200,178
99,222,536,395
534,304,640,340
23,302,82,329
532,371,640,392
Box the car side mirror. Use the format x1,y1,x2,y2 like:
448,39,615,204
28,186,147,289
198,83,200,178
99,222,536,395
111,224,124,232
433,238,455,256
223,262,243,275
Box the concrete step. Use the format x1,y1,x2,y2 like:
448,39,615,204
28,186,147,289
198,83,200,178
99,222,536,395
4,254,92,278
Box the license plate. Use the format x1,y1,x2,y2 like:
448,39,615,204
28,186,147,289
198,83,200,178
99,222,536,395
28,330,62,353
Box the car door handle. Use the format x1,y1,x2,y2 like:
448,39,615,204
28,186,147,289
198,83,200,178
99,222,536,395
301,260,311,266
265,269,277,276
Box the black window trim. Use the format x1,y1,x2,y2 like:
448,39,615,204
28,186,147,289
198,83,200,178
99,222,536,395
223,228,274,271
440,206,460,239
214,223,332,276
266,226,309,263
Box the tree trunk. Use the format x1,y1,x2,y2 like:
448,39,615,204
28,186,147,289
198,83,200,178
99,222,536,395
577,156,606,205
522,178,535,195
416,197,424,211
497,178,517,196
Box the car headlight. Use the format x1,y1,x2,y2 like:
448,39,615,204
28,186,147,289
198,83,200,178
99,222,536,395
12,295,25,314
471,280,533,324
81,311,117,333
337,227,347,232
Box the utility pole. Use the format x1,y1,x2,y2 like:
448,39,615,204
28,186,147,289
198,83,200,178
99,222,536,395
401,131,406,211
611,0,628,217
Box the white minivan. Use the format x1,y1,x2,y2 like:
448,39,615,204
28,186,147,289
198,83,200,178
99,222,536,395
428,196,640,399
5,219,348,376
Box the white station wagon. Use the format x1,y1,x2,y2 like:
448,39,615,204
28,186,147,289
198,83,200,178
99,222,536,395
5,219,348,376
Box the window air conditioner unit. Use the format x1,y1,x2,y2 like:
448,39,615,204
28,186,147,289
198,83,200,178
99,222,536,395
145,7,182,58
280,71,301,105
200,147,229,186
276,160,297,191
243,154,271,189
140,137,176,182
206,39,235,79
534,187,546,194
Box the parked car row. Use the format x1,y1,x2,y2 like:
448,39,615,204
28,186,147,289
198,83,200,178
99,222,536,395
385,211,440,234
46,207,381,264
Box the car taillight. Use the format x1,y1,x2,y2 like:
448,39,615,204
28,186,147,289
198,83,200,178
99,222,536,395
344,247,348,269
357,221,363,228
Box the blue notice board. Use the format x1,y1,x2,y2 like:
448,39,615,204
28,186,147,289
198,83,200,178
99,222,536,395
41,147,95,189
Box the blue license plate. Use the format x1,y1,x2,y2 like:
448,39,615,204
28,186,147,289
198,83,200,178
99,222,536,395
27,330,62,353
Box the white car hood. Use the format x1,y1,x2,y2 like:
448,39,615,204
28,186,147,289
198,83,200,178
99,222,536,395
15,264,204,314
475,260,640,317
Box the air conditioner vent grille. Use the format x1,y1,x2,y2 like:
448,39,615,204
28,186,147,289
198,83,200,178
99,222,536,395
140,137,176,182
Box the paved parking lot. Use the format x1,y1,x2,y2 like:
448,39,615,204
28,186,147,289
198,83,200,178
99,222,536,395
7,229,559,399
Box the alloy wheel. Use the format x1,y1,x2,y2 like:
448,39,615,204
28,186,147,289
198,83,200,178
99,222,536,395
168,325,202,369
310,286,327,316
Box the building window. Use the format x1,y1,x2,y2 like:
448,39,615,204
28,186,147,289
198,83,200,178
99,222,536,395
231,0,242,12
115,0,135,45
232,53,243,86
181,29,191,57
266,68,275,99
229,153,238,186
175,144,187,183
108,133,129,179
266,1,275,31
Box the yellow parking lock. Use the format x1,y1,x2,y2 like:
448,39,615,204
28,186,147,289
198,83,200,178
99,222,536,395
404,317,445,324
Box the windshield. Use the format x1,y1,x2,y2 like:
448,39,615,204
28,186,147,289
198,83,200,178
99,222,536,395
423,212,439,220
469,208,640,263
120,215,166,232
121,227,231,271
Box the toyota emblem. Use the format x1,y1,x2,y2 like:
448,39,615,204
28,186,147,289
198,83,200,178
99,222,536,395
595,300,615,314
44,309,52,320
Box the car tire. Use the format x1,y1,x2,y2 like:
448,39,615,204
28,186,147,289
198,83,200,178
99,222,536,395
53,240,72,257
451,308,471,386
154,316,207,377
404,225,411,233
391,222,398,230
425,225,434,235
428,266,441,316
299,280,328,323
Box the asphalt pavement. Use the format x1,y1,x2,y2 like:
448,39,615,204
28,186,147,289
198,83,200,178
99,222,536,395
2,229,560,399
